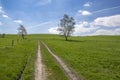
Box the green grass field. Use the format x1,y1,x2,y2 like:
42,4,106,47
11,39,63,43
0,34,120,80
40,42,68,80
39,34,120,80
0,35,37,80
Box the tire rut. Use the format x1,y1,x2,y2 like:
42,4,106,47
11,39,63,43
41,41,82,80
35,41,46,80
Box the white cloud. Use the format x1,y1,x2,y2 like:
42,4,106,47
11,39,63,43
48,14,120,36
48,21,98,36
92,28,120,35
74,21,98,35
93,6,120,14
93,14,120,27
74,14,120,36
0,6,5,13
2,14,9,18
78,10,92,16
83,2,91,7
0,6,10,19
14,20,23,24
48,27,59,34
48,16,120,36
76,6,120,17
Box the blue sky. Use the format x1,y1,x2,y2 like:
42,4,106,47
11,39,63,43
0,0,120,35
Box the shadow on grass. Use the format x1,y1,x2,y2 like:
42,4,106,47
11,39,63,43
67,39,85,42
40,37,85,43
49,38,85,42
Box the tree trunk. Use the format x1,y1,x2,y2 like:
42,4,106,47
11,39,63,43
65,35,68,41
22,34,24,39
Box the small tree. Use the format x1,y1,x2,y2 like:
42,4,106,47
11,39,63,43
58,14,75,41
18,24,27,39
2,33,5,38
0,33,5,38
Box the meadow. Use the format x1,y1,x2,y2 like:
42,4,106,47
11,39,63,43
0,35,37,80
39,34,120,80
0,34,120,80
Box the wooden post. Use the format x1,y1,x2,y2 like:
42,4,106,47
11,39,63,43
17,39,19,43
12,40,14,47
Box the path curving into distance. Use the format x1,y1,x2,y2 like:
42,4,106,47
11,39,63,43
41,41,82,80
35,41,46,80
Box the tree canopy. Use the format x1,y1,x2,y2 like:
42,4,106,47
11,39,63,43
58,14,75,41
18,24,27,39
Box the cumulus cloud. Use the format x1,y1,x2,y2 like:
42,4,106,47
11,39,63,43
48,21,97,36
78,10,92,16
48,27,59,34
14,20,23,24
92,28,120,35
48,14,120,36
74,14,120,36
83,2,91,7
76,6,120,17
93,14,120,27
74,21,98,35
48,22,96,35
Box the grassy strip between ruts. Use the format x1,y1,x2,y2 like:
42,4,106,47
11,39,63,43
0,35,37,80
40,41,68,80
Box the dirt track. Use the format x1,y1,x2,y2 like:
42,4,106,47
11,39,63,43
41,41,81,80
35,41,46,80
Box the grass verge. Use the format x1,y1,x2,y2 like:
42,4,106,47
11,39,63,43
0,35,37,80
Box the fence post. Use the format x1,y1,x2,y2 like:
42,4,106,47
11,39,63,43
17,39,19,43
12,40,14,47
